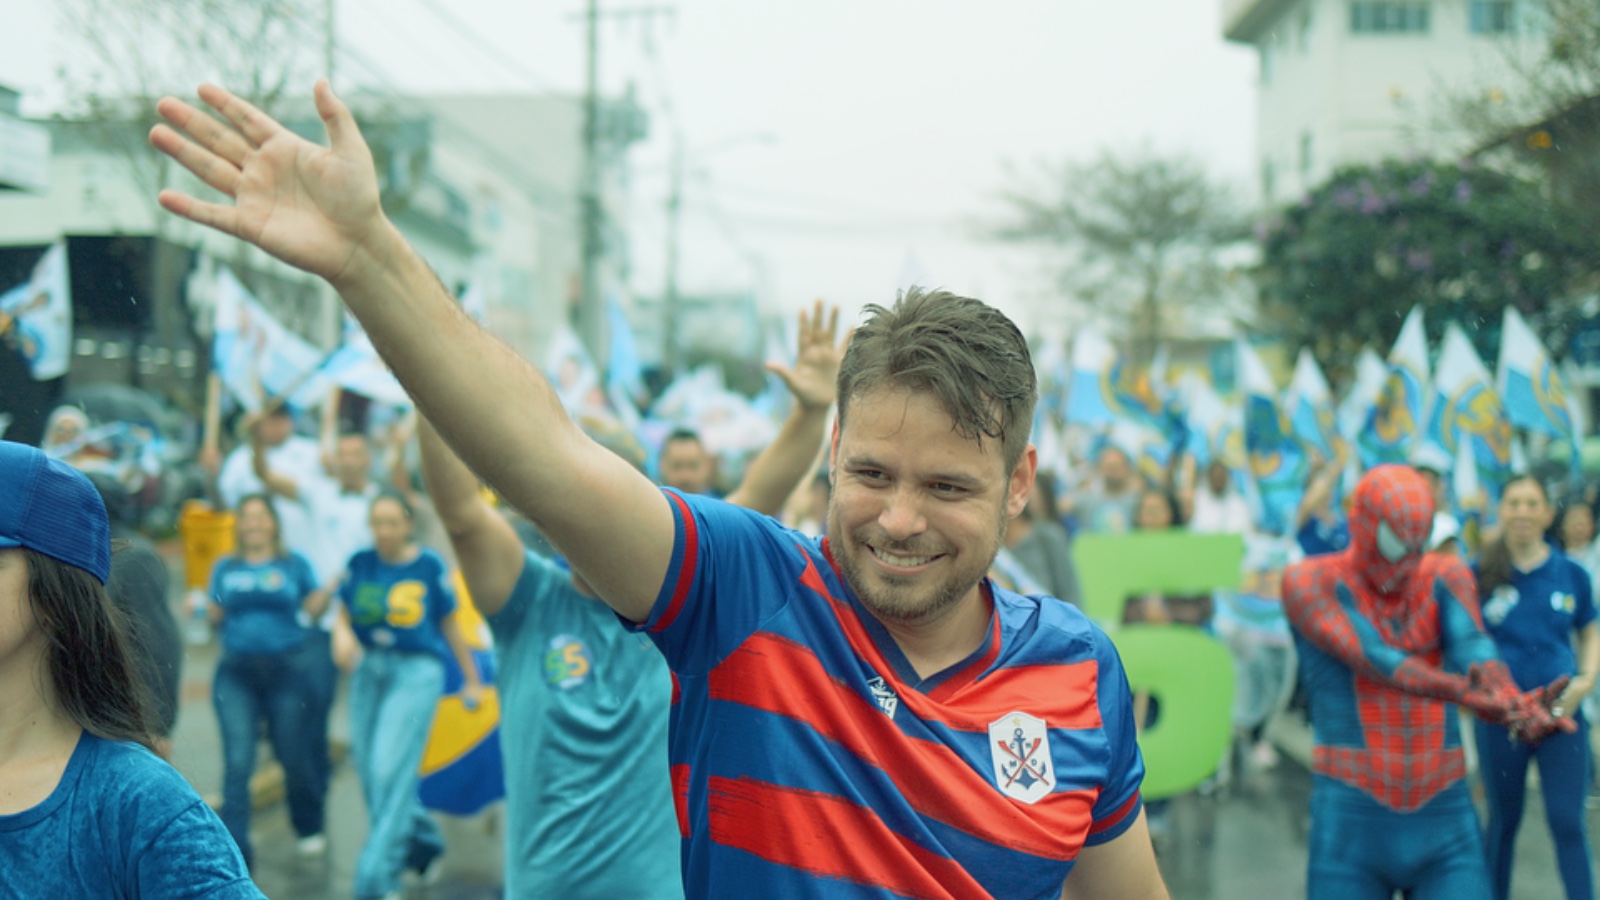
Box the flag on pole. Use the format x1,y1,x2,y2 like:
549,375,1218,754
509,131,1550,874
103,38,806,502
1238,340,1307,535
1337,346,1389,444
1358,307,1430,468
0,241,73,380
1497,306,1576,445
1428,322,1512,510
419,570,505,816
209,265,325,412
1286,348,1337,460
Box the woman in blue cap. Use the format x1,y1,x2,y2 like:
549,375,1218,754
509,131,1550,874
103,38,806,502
0,439,263,898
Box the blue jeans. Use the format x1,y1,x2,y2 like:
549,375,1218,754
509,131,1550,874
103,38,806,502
296,629,338,796
1307,777,1490,900
349,649,446,899
1476,713,1593,900
213,650,325,867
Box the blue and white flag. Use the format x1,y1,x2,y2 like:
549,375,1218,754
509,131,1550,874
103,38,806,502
1286,348,1337,461
1064,330,1163,429
1358,307,1430,469
0,241,72,380
544,326,604,418
295,317,410,409
1429,322,1511,510
1181,371,1244,470
1337,346,1388,445
1497,306,1575,442
209,264,324,412
1239,340,1307,536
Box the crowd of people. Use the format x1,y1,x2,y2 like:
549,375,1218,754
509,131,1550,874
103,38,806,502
0,77,1594,900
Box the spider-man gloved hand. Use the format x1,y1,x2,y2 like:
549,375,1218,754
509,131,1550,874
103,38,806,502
1461,662,1575,744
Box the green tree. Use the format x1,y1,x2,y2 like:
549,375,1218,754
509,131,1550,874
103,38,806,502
994,148,1251,364
1256,158,1595,382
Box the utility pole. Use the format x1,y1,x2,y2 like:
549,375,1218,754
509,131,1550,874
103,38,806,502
577,0,606,368
324,0,337,83
662,136,683,375
572,3,673,370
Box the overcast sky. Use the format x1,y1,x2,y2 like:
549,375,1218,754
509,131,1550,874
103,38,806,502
0,0,1258,333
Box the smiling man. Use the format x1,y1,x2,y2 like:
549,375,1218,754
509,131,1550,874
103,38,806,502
149,81,1166,899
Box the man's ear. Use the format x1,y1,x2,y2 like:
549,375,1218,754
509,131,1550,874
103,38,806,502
1007,444,1038,519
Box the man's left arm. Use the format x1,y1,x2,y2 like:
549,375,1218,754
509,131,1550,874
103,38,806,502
725,300,844,516
1060,812,1168,900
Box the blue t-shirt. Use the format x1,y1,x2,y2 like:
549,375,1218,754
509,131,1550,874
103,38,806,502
486,550,681,900
209,553,318,657
0,731,262,899
1477,550,1597,691
1297,515,1349,557
339,547,457,659
629,490,1145,899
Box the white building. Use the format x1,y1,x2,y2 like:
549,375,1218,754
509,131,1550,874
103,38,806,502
1223,0,1541,203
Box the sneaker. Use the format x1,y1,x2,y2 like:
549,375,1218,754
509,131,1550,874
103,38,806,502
1249,741,1280,771
295,833,327,856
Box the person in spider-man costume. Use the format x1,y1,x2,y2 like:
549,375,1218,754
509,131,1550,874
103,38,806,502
1281,464,1574,900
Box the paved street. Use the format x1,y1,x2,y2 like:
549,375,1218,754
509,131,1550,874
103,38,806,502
157,544,1595,899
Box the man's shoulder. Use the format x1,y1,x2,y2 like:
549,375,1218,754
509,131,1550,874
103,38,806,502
993,585,1104,658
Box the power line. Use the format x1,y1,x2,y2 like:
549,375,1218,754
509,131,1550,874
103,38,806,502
400,0,560,93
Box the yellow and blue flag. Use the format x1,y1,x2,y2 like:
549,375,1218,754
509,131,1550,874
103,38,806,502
1358,307,1429,469
1428,323,1511,513
419,571,505,816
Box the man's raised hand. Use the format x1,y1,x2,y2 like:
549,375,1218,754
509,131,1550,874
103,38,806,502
149,81,386,287
767,299,847,413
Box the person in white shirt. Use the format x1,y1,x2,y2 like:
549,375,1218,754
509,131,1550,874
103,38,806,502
1188,459,1254,536
212,405,324,558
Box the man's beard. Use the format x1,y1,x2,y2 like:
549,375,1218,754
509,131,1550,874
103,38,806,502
834,515,1007,629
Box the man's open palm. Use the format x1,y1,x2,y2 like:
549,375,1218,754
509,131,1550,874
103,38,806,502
768,300,846,412
150,81,384,285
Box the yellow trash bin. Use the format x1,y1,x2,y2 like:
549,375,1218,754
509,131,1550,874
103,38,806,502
178,499,236,591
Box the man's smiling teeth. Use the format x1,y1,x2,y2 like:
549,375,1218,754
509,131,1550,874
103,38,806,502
872,547,935,567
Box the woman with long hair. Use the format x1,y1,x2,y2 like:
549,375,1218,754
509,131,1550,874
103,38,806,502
338,491,483,900
208,492,330,866
0,440,261,897
1473,474,1598,900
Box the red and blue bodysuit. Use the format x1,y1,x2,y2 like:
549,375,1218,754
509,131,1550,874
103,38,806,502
1281,465,1570,899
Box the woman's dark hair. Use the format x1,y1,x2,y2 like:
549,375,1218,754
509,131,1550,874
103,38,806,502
24,549,156,752
1135,486,1184,530
372,490,415,520
235,492,286,558
1476,474,1549,598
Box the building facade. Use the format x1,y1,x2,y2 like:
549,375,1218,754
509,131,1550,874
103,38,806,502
1224,0,1541,204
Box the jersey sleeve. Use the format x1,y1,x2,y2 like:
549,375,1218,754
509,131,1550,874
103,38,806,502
133,800,264,899
625,489,812,676
1083,625,1145,847
289,552,319,598
485,549,563,646
207,558,229,607
426,550,459,621
1572,558,1597,631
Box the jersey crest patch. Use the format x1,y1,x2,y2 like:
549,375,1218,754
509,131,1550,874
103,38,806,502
989,711,1053,804
866,676,898,718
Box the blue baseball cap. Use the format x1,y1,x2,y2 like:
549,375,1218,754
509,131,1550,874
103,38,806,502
0,440,111,584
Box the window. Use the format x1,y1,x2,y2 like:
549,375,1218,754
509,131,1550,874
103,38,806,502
1299,132,1315,178
1261,39,1276,85
1299,9,1314,51
1262,158,1278,201
1469,0,1515,33
1349,2,1431,33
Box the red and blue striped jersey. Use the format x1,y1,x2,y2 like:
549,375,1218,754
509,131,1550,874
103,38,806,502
627,491,1145,899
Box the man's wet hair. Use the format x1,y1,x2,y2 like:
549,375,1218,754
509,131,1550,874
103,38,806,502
837,286,1037,472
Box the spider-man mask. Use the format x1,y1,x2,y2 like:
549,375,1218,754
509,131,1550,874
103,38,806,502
1347,464,1435,595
